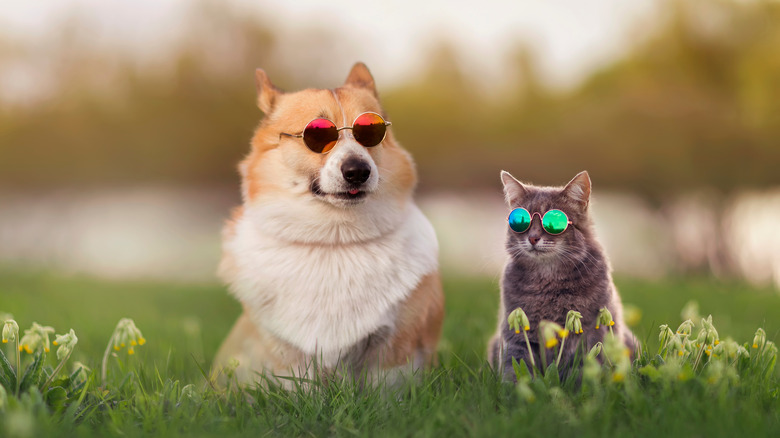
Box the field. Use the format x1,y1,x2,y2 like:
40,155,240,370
1,269,779,437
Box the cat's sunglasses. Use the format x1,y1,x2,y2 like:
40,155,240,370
507,208,572,235
279,112,391,154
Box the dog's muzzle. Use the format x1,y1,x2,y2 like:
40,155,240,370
341,158,371,185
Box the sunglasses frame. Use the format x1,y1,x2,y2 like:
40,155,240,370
507,208,573,235
279,111,392,154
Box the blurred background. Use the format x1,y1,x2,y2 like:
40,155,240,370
1,0,780,291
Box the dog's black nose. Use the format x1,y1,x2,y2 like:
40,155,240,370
341,158,371,184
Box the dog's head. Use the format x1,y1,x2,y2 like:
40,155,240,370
240,63,416,211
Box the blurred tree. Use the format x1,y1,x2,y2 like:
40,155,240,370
0,0,778,199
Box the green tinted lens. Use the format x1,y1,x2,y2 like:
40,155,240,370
542,209,569,235
508,208,532,233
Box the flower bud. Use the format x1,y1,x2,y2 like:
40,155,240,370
667,334,685,358
659,324,674,348
72,362,91,382
19,322,55,354
2,320,18,343
54,329,78,361
596,307,613,330
752,328,766,350
565,310,583,335
676,319,694,337
764,341,778,358
539,320,563,349
111,318,146,354
508,308,531,334
586,342,603,361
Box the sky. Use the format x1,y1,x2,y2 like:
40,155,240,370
0,0,661,92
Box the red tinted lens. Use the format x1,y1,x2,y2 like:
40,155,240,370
303,118,338,153
352,113,387,147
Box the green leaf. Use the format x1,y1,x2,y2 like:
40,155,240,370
638,365,661,382
511,357,531,383
544,362,560,387
45,386,68,410
19,351,46,393
0,347,16,392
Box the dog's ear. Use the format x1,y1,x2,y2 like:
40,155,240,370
344,62,378,97
255,68,282,113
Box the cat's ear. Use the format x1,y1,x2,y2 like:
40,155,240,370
562,171,591,210
255,68,283,113
501,171,527,206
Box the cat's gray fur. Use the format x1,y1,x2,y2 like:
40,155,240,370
488,170,637,381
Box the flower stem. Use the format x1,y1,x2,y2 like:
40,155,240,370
556,336,567,368
692,344,706,371
41,349,72,391
101,333,115,384
522,330,537,377
15,338,21,395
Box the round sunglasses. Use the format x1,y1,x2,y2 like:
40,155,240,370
507,208,572,235
279,112,391,154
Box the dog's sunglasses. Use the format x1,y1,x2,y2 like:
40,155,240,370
279,112,391,154
507,208,572,235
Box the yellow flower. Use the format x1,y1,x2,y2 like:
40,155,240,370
18,322,55,354
539,320,563,350
565,310,583,335
110,318,146,355
2,319,18,343
597,308,614,330
558,329,569,339
54,329,78,360
612,372,625,382
507,308,531,335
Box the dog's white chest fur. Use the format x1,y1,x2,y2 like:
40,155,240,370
224,200,438,362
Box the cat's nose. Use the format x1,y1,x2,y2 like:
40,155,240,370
529,236,541,246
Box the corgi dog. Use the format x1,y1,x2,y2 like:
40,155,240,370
214,63,444,386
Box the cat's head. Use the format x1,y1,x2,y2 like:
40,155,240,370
500,170,596,264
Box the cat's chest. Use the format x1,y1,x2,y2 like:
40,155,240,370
501,275,609,329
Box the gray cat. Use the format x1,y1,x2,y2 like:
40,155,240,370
488,170,637,381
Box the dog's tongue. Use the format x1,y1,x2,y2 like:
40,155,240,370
349,189,360,195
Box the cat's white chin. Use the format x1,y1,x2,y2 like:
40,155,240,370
522,246,558,260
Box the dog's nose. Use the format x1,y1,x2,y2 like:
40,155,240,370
341,158,371,185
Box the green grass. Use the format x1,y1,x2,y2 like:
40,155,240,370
1,269,779,437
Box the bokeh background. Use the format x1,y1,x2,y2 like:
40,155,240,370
2,0,780,290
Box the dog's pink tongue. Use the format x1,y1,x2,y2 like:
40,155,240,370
349,189,360,195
